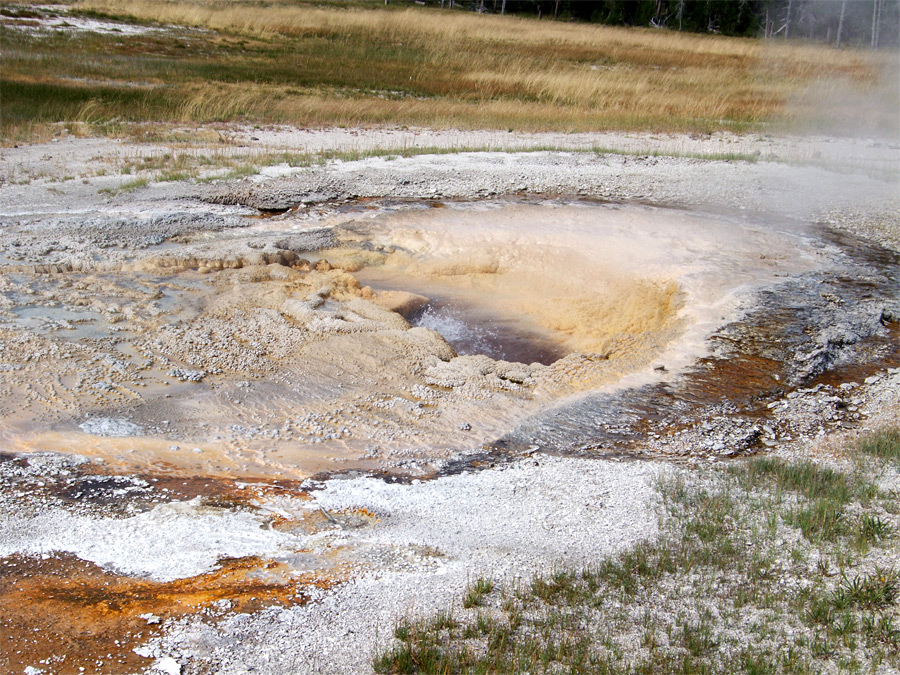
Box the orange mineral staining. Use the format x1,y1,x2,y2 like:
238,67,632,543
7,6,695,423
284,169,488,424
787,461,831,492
0,551,350,675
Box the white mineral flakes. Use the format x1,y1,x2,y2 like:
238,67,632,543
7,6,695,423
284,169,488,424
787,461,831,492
78,417,142,437
153,657,181,675
0,498,296,582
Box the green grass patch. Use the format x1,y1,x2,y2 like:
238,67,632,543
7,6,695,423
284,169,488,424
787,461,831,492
462,577,494,609
858,428,900,463
834,567,900,610
785,498,847,542
98,176,150,195
157,169,194,183
732,456,874,504
375,426,900,674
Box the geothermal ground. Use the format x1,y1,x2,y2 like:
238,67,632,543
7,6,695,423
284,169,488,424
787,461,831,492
0,128,898,674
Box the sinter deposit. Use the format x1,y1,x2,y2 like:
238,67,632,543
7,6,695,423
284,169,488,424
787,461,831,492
0,128,898,675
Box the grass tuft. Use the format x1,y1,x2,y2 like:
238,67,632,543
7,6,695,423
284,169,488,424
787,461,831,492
858,428,900,463
462,577,494,609
858,513,893,544
836,568,900,610
98,176,150,195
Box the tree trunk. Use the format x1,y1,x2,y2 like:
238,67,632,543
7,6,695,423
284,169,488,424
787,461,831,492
678,0,684,30
554,0,560,20
872,0,877,47
836,0,847,48
871,0,882,49
501,0,506,15
784,0,793,39
877,0,883,47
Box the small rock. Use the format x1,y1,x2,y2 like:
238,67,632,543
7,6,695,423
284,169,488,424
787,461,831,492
154,658,181,675
167,368,206,382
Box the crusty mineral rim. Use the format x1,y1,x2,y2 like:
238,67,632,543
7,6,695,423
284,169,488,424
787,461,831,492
0,199,833,480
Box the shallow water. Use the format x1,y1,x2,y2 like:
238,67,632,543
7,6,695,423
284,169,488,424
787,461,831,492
7,305,106,340
411,300,567,365
355,274,570,365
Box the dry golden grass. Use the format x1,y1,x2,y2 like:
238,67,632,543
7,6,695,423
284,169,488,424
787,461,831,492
75,0,874,69
2,0,893,141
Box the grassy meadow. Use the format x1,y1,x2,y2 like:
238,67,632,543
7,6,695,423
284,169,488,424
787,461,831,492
1,0,893,144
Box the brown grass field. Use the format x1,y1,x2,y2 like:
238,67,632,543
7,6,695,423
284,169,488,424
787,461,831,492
1,0,896,142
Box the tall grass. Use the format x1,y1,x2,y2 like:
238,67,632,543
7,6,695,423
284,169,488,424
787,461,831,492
2,0,891,142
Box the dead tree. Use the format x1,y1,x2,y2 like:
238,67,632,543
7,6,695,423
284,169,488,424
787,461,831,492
651,0,667,27
784,0,793,39
872,0,883,48
836,0,847,47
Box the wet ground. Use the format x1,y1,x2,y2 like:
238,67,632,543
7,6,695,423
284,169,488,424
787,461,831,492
498,224,900,460
1,136,898,673
2,201,897,673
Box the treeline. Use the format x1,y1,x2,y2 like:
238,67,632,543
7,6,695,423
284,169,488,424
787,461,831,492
415,1,900,47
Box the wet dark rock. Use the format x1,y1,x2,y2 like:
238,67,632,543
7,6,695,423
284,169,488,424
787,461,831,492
272,229,335,253
205,180,343,212
792,301,898,384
